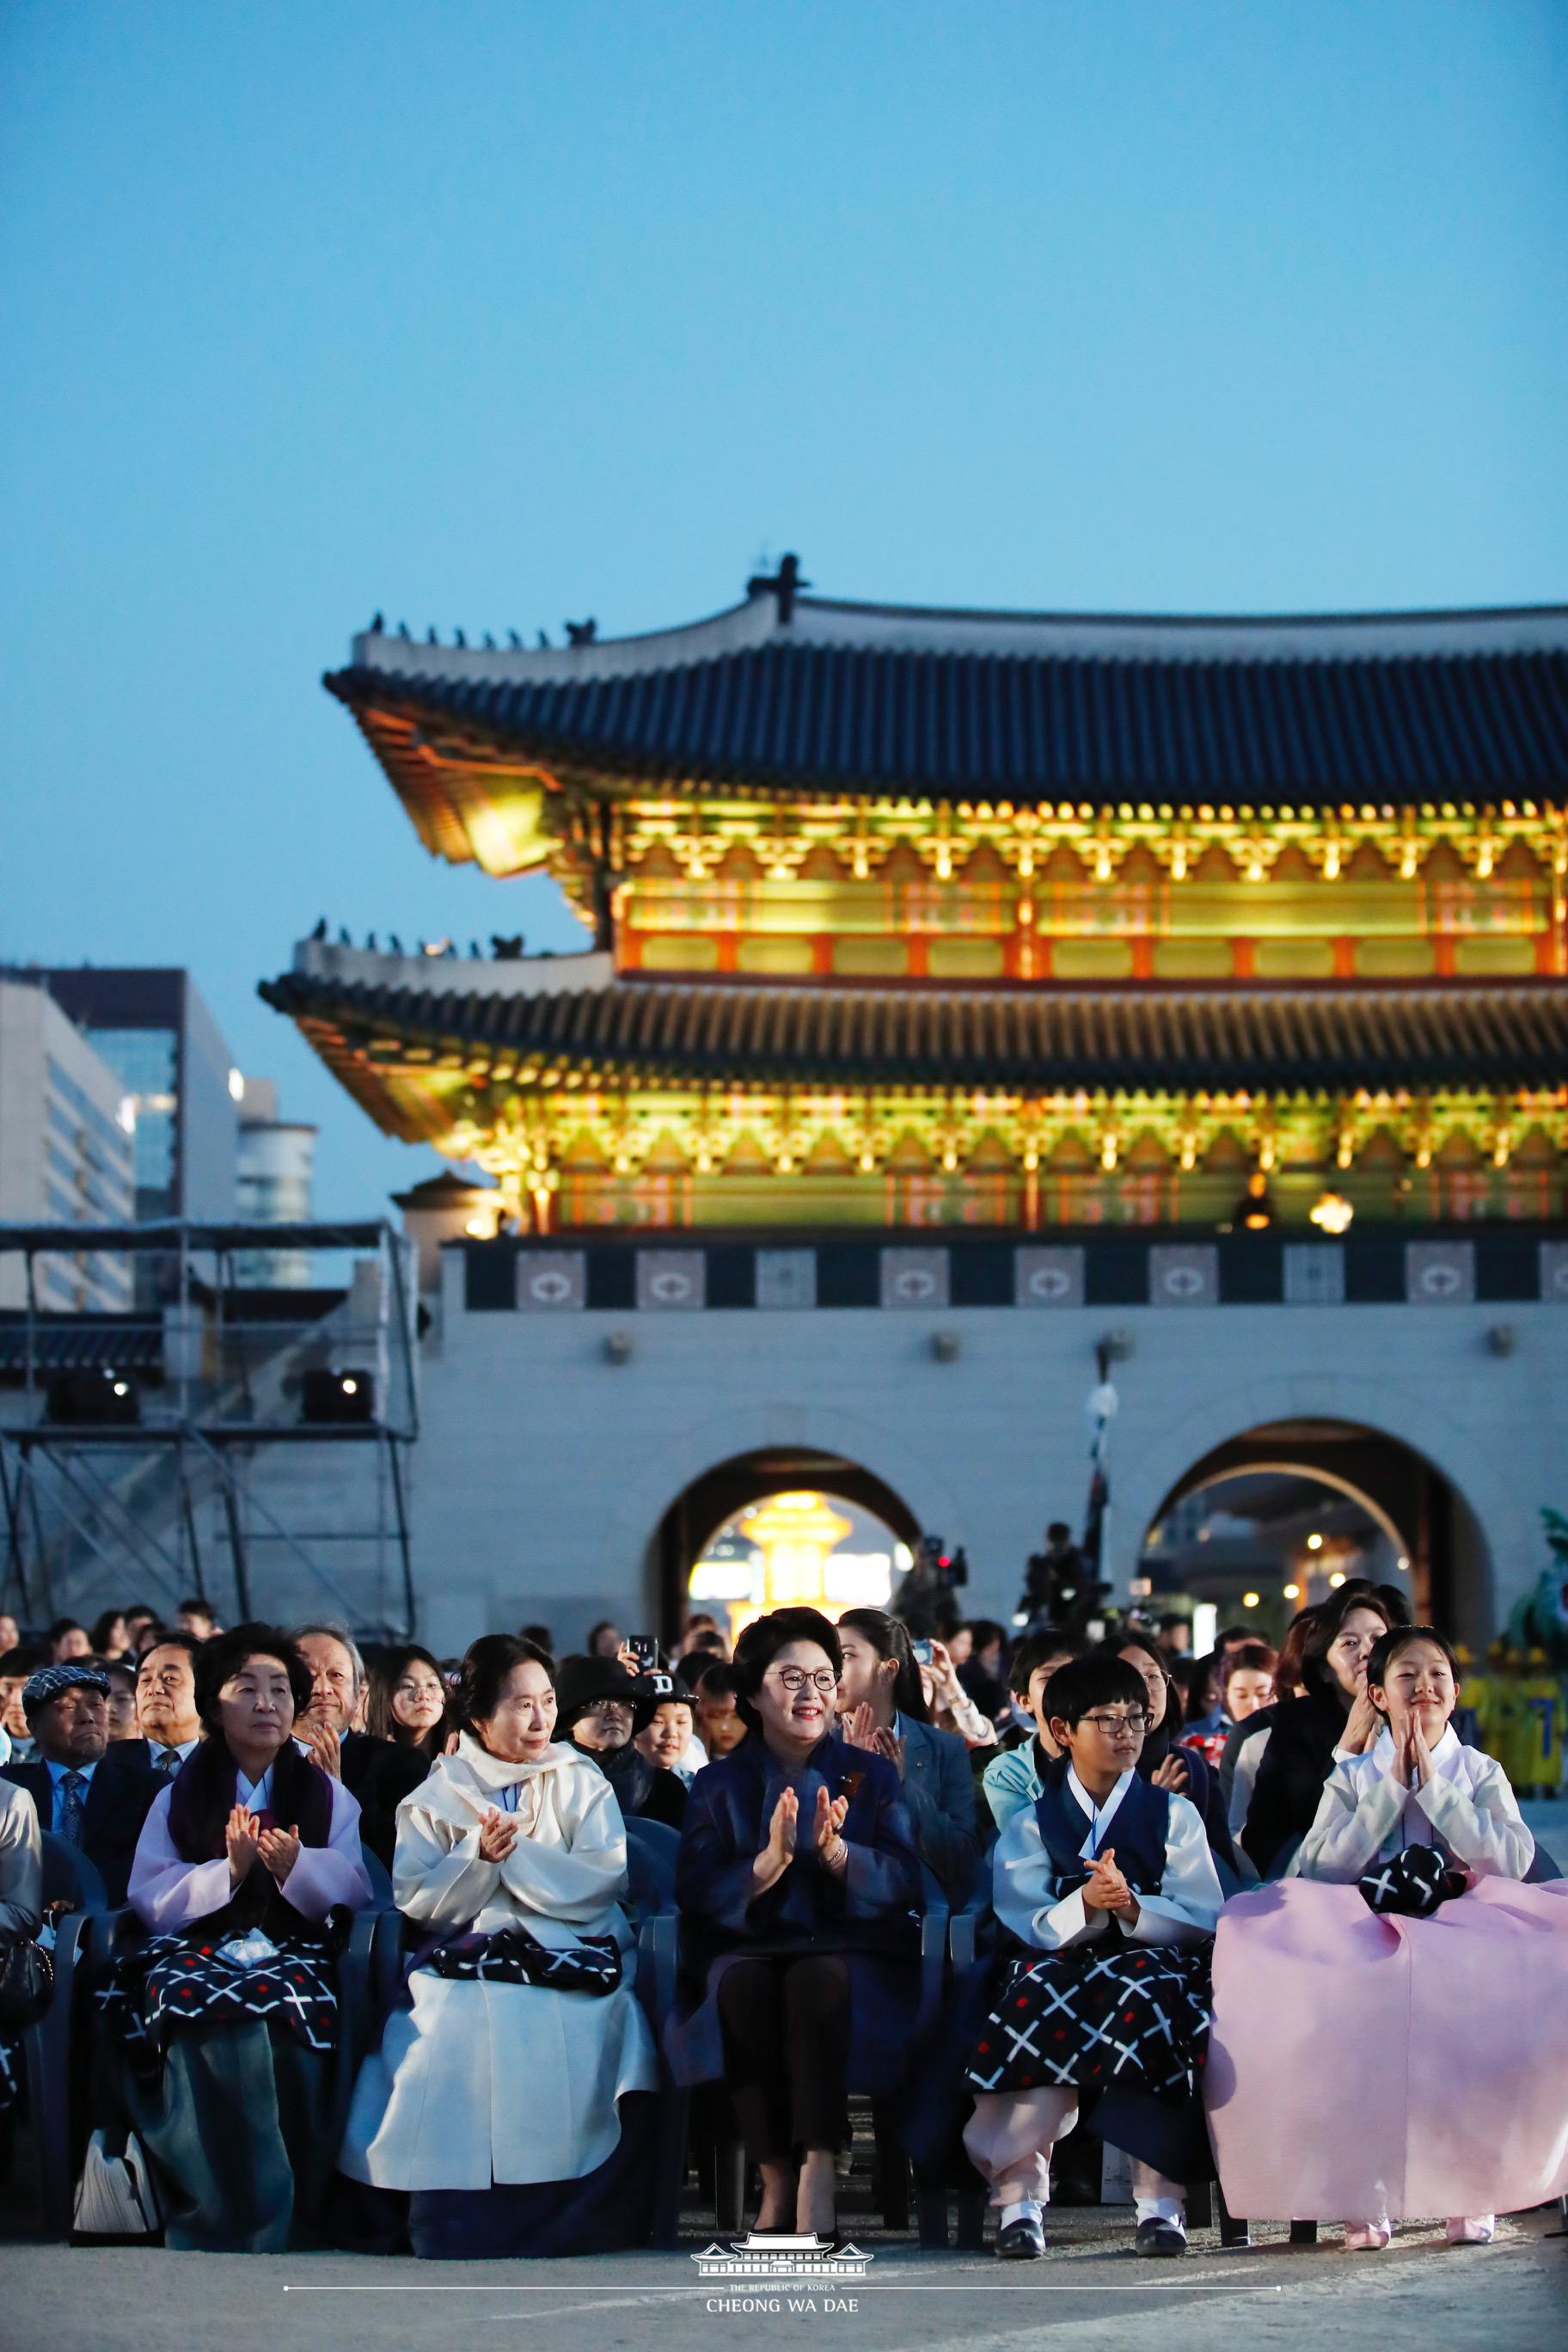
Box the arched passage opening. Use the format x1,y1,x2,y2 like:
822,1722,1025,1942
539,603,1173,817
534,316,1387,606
1137,1418,1486,1645
648,1447,923,1647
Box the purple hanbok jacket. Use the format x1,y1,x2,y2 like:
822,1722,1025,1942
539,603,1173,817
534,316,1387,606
669,1732,924,2095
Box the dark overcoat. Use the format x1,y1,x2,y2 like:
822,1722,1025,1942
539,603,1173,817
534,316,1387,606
670,1732,923,2096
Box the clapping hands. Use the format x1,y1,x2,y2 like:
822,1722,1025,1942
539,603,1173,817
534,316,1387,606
1389,1714,1434,1790
814,1785,849,1871
225,1805,260,1885
1081,1846,1138,1923
477,1807,519,1861
1342,1687,1382,1756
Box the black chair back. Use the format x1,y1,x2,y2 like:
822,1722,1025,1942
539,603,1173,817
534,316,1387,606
40,1832,107,1912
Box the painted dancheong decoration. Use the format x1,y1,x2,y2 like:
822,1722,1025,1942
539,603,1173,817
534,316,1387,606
264,570,1568,1235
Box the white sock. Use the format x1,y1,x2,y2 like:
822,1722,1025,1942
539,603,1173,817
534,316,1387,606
1135,2196,1185,2230
999,2198,1043,2229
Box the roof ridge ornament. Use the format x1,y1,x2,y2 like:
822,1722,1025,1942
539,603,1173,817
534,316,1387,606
746,551,810,624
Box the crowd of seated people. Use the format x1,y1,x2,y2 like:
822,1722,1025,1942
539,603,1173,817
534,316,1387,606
0,1572,1562,2260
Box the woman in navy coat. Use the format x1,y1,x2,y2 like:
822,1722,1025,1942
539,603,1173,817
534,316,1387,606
672,1605,923,2240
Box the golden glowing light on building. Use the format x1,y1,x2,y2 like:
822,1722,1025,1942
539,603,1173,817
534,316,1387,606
721,1490,854,1642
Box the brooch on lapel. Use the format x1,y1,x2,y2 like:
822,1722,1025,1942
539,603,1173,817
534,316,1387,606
838,1767,867,1804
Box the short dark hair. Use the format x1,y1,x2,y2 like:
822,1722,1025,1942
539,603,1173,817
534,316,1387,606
1113,1627,1179,1720
732,1608,842,1729
1222,1641,1277,1694
100,1657,136,1694
836,1607,928,1723
193,1623,312,1731
454,1633,554,1736
177,1597,216,1619
1366,1625,1461,1715
89,1610,128,1652
46,1618,85,1644
1044,1652,1148,1730
695,1662,743,1702
1008,1625,1079,1701
0,1645,48,1678
136,1630,204,1677
1300,1586,1398,1700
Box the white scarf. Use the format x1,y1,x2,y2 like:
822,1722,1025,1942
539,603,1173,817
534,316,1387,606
417,1731,585,1841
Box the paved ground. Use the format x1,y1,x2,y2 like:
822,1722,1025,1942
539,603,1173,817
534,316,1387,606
5,1801,1564,2352
5,2208,1565,2352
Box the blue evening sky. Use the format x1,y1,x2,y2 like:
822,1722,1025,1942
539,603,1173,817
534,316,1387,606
3,2,1565,1215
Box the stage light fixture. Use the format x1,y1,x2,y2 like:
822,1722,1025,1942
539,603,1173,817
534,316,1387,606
46,1369,140,1426
301,1368,375,1424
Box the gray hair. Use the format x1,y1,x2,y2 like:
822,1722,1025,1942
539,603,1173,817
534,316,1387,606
291,1620,367,1694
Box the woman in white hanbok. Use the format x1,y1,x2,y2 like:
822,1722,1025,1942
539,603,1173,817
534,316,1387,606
339,1634,658,2257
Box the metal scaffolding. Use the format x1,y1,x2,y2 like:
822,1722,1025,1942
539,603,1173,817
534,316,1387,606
0,1218,420,1634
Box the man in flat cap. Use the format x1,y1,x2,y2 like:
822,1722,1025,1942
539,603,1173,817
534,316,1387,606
0,1662,160,1902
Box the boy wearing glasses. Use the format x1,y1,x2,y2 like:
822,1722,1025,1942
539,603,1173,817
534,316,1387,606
962,1653,1223,2260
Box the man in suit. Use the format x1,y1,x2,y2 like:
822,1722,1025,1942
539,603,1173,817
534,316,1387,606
0,1661,160,1903
836,1608,980,1902
291,1622,429,1869
96,1632,205,1781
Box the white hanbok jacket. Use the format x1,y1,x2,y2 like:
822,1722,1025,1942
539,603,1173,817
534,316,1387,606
1290,1724,1534,1883
339,1734,658,2190
992,1769,1223,1953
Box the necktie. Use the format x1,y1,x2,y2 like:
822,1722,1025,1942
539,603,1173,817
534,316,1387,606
57,1769,87,1847
157,1746,182,1778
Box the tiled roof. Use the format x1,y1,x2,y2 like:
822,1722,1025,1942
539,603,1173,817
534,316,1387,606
261,970,1568,1094
326,607,1568,806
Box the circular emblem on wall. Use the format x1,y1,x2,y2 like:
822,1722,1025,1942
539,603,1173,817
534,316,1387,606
1161,1265,1207,1300
528,1270,573,1304
893,1268,937,1302
1418,1262,1463,1297
649,1270,694,1304
1026,1265,1072,1302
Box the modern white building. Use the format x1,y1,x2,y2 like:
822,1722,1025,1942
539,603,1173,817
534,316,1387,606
0,975,136,1313
236,1076,318,1286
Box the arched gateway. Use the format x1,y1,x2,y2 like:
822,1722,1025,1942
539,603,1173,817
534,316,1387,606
263,579,1568,1644
647,1447,922,1645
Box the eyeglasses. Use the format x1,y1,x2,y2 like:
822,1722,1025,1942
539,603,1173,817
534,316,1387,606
771,1668,840,1695
1079,1710,1153,1736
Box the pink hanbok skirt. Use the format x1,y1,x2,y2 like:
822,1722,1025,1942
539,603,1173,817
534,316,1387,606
1205,1877,1568,2220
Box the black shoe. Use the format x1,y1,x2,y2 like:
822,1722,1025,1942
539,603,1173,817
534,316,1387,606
995,2214,1046,2259
1134,2218,1187,2258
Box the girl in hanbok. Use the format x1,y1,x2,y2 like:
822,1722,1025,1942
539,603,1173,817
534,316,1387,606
962,1653,1223,2259
1207,1626,1568,2245
339,1634,658,2257
117,1624,372,2251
